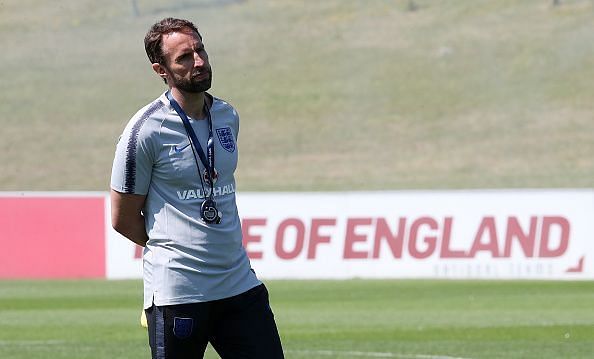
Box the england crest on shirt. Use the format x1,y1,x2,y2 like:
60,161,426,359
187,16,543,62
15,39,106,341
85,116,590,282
216,127,236,153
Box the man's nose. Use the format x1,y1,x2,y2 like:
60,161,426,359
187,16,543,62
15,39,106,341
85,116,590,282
193,52,205,67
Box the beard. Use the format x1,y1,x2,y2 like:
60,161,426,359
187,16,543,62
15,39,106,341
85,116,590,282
170,69,213,93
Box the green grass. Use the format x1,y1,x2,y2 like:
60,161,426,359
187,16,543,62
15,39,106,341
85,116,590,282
0,280,592,358
1,0,594,191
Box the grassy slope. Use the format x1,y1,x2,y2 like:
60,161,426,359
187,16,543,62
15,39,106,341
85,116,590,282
0,280,592,358
1,0,593,191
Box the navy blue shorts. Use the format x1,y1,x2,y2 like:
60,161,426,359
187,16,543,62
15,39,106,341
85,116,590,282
145,284,284,359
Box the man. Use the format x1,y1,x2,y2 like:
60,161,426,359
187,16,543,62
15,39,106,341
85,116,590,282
110,17,284,358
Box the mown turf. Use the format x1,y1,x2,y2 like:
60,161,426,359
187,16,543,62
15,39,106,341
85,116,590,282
0,280,592,358
1,0,594,191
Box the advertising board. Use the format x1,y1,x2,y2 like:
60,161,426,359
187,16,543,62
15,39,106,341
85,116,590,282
2,190,592,280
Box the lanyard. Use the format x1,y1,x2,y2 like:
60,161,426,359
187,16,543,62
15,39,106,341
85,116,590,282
166,90,216,187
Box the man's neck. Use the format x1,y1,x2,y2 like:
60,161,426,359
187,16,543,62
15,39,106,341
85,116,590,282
170,87,207,119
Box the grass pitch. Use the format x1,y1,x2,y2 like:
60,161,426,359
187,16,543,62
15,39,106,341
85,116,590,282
2,0,594,191
0,280,592,358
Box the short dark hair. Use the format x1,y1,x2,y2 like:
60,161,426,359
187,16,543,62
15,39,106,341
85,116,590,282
144,17,202,65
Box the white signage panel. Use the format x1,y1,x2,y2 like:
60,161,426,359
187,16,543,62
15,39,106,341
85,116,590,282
237,190,594,280
105,190,594,280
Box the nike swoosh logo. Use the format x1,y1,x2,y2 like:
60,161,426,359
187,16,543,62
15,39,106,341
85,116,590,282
173,143,190,153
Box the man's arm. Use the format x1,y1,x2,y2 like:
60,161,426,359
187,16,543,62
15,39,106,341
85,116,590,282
111,189,149,247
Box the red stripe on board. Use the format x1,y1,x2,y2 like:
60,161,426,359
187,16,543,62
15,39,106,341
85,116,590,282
0,196,106,278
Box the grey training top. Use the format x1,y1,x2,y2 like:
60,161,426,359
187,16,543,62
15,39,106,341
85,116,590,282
111,92,260,309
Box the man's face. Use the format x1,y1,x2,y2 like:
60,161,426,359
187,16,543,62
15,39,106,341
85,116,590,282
159,30,212,93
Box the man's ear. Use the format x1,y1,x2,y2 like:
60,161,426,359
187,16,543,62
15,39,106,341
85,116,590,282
152,63,167,81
